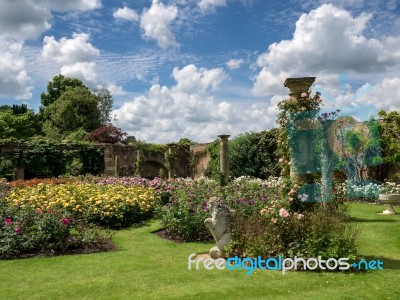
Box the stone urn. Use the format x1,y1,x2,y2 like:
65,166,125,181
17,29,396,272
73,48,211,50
378,194,400,215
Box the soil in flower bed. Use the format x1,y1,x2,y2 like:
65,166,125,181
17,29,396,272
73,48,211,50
153,228,213,243
153,228,186,243
2,240,116,260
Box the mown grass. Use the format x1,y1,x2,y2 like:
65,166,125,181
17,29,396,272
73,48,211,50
0,202,399,300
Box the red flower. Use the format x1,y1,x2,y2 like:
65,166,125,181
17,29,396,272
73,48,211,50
61,217,70,225
4,217,12,225
15,226,21,234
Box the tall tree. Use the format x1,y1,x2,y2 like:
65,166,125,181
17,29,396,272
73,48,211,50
0,109,38,139
40,74,87,107
42,86,101,138
93,87,114,125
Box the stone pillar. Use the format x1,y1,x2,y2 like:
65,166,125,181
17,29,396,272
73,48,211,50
284,77,316,102
135,149,143,176
114,155,119,177
166,143,176,179
284,77,316,181
218,135,230,185
16,167,24,180
104,145,116,176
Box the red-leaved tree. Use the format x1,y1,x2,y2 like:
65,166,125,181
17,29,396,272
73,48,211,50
86,125,127,144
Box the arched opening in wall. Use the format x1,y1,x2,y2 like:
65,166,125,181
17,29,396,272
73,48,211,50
142,160,168,179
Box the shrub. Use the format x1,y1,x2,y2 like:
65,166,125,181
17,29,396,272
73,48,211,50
156,178,222,241
0,202,111,259
228,204,358,261
225,176,282,217
86,125,127,144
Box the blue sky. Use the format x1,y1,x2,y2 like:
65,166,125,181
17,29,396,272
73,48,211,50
1,0,400,142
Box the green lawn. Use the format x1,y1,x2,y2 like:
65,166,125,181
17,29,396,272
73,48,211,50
0,203,399,300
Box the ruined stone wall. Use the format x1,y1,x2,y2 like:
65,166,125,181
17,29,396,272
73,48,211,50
1,142,210,180
190,143,211,178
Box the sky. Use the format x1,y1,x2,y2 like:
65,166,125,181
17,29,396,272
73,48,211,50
1,0,400,143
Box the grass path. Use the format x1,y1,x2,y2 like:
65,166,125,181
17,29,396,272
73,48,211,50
0,203,399,300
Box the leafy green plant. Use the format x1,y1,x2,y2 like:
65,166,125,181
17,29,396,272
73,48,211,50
156,178,221,241
0,202,111,259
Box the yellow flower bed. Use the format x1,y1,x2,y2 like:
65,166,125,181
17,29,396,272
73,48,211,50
6,183,157,226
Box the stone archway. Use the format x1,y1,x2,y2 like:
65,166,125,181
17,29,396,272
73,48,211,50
142,160,168,179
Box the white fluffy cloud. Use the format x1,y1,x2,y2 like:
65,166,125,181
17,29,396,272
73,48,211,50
42,33,100,84
226,59,244,70
0,0,101,41
140,0,178,49
252,3,400,96
0,0,51,40
60,62,99,84
113,7,139,21
198,0,227,12
0,41,32,99
172,64,227,93
352,77,400,112
113,64,276,143
38,0,101,12
107,83,126,96
42,33,99,64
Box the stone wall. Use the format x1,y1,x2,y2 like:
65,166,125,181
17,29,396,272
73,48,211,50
1,142,209,180
190,143,211,178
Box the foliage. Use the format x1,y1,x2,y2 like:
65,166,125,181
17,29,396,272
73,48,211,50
40,74,87,108
205,139,220,180
228,204,358,260
0,109,40,139
93,87,114,125
378,110,400,165
0,202,111,259
64,128,88,142
0,139,104,178
225,176,283,217
123,135,137,145
205,130,280,180
156,177,221,241
5,183,157,228
9,104,28,115
42,86,101,138
86,125,127,144
229,131,280,179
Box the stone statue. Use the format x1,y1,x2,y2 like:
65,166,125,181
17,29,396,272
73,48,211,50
204,197,232,259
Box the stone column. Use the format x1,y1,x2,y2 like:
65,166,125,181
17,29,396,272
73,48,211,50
114,155,119,177
135,149,143,176
284,77,316,102
166,143,176,179
284,77,316,182
218,135,230,185
15,167,24,180
104,145,116,176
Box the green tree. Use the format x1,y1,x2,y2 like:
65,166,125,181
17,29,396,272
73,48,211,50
40,74,87,107
94,87,114,125
42,86,101,139
0,109,39,139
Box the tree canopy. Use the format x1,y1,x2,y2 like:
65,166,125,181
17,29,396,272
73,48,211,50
39,75,114,140
42,86,101,138
40,75,87,107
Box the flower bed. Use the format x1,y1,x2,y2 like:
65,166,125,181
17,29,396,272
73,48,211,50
5,183,157,228
0,202,111,260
